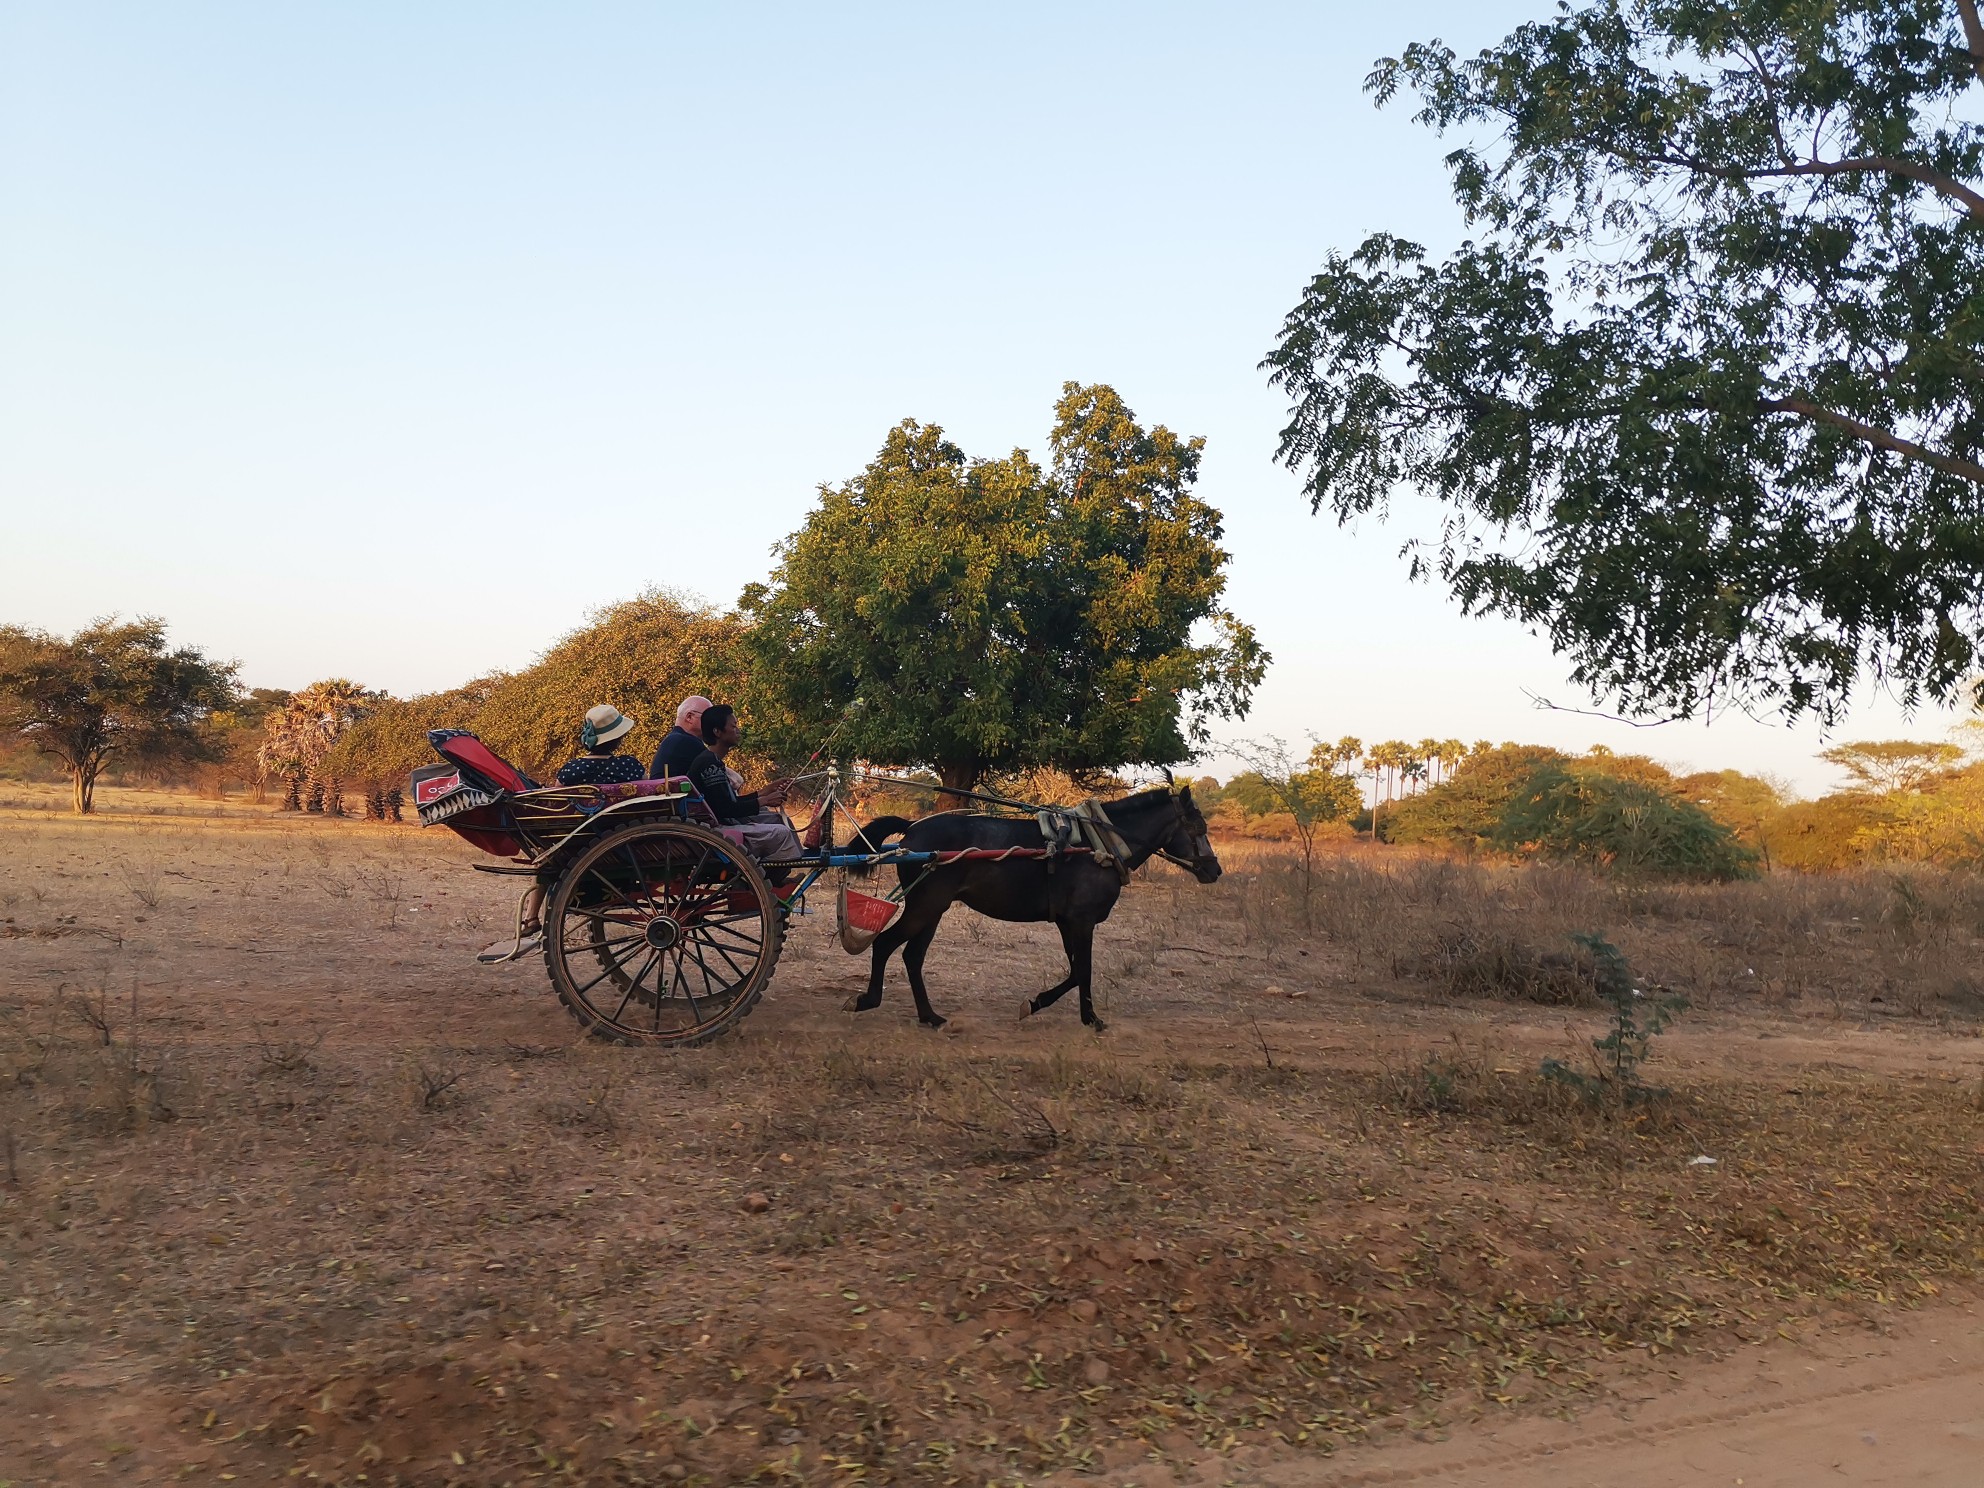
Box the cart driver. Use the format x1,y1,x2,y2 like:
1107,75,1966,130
692,704,800,864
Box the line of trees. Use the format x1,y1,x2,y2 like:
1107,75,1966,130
9,600,1981,881
1208,730,1984,879
1,385,1265,816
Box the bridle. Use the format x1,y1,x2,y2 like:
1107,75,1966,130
1108,791,1214,874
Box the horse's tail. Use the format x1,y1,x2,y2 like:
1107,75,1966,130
846,815,914,877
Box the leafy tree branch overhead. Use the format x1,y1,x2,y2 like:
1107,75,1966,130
1264,0,1984,725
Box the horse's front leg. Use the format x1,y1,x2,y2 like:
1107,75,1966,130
846,894,945,1016
846,917,912,1013
1021,961,1079,1020
1065,919,1104,1031
1025,920,1102,1030
899,923,946,1028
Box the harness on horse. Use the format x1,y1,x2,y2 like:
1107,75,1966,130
1037,799,1133,885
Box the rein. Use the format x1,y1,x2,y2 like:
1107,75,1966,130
848,771,1048,814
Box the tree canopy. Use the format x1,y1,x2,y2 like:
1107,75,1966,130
327,590,748,786
0,617,238,812
1498,762,1757,880
1819,738,1968,793
1265,0,1984,724
326,678,503,787
740,384,1265,796
469,590,746,777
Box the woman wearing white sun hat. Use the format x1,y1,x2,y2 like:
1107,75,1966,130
478,704,648,962
554,704,646,786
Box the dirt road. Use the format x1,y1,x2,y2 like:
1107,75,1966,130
1301,1298,1983,1487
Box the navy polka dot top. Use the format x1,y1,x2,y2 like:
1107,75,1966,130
555,754,647,786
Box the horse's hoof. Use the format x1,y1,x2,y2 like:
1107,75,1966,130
1083,1018,1109,1034
1017,1002,1036,1022
919,1014,948,1030
843,995,877,1013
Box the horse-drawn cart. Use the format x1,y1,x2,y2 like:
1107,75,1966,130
413,730,1221,1044
412,731,793,1045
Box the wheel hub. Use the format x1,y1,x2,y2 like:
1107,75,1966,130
644,916,682,951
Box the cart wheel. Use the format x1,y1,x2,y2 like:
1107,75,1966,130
543,821,782,1046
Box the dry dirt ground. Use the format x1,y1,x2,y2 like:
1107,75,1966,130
0,783,1980,1487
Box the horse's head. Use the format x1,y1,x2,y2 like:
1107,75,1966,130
1162,784,1222,883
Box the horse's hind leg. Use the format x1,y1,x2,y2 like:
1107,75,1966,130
900,923,946,1028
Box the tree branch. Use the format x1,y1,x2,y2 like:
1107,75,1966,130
1640,149,1984,221
1522,690,1684,728
1957,0,1984,91
1758,395,1984,485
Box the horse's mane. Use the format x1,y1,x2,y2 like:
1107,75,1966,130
1109,785,1177,809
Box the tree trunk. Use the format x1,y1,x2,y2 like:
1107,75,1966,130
936,759,982,812
1298,830,1316,932
72,760,101,815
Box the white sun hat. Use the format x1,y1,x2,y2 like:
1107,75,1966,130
581,703,636,748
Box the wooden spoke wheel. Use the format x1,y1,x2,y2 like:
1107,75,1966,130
543,821,781,1046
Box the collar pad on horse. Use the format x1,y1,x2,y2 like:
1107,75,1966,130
1037,799,1133,884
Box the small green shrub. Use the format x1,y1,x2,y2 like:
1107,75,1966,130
1541,934,1686,1109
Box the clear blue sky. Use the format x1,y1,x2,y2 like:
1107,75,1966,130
0,2,1946,794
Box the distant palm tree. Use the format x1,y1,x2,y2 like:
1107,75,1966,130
1359,744,1385,834
1366,740,1419,836
257,679,379,812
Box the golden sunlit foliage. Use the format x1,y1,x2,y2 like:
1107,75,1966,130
327,590,746,786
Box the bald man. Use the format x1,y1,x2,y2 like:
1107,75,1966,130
648,694,713,780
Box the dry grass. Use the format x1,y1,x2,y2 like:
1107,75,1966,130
1206,838,1984,1023
0,783,1979,1486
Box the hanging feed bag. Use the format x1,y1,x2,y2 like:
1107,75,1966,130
838,886,902,954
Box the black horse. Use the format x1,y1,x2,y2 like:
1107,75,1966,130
843,785,1222,1030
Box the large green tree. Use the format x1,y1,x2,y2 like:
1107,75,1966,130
741,384,1265,798
1265,0,1984,724
0,617,238,813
